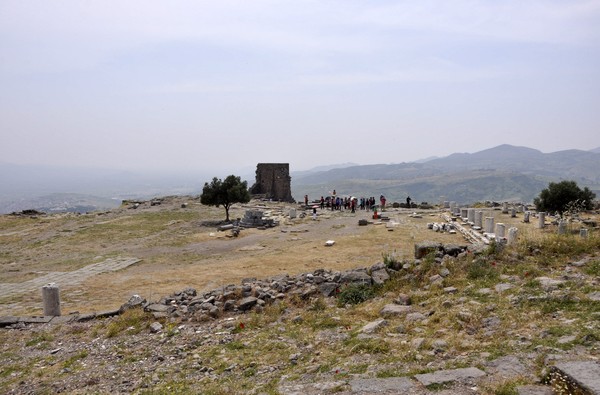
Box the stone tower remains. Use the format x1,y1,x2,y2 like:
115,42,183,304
250,163,294,202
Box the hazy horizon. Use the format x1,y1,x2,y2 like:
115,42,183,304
1,1,599,175
2,143,600,176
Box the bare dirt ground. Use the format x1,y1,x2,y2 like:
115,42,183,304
0,197,561,316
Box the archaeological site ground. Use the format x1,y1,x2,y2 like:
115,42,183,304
1,197,599,394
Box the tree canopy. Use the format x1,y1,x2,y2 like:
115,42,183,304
200,175,251,222
533,180,596,215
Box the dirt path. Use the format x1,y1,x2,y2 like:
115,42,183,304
0,257,140,300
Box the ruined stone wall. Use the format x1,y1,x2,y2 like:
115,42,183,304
250,163,294,202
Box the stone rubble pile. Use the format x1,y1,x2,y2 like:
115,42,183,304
124,242,472,322
426,222,456,234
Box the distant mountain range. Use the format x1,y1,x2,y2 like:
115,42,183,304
2,144,599,213
291,144,600,205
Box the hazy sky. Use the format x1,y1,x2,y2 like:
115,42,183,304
1,1,599,174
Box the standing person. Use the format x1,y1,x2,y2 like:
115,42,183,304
304,195,309,206
406,196,411,208
320,196,325,210
312,206,317,220
351,198,356,213
380,195,386,211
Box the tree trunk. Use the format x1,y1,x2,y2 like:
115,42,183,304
224,204,231,222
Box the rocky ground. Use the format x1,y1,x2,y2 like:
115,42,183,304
1,199,599,394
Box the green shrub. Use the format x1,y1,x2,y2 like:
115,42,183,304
584,260,600,276
382,250,400,269
466,258,499,282
336,284,376,306
483,240,503,258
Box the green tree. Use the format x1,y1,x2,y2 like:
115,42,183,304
533,180,596,215
200,175,251,222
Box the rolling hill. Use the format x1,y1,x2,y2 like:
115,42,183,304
291,144,600,205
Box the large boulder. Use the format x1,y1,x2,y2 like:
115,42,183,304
119,294,146,314
371,269,390,286
237,296,258,311
318,282,339,297
414,241,443,259
340,270,372,285
443,244,466,257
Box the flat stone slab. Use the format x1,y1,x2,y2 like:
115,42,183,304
550,360,600,394
414,367,486,387
516,385,554,395
0,257,141,299
19,316,53,324
0,316,20,326
535,276,566,291
75,313,98,322
350,377,415,393
48,315,77,325
145,304,170,313
278,380,347,395
360,318,387,334
380,304,412,317
485,355,531,379
94,309,121,318
495,283,513,293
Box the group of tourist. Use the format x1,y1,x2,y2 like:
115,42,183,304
303,194,388,214
304,192,413,215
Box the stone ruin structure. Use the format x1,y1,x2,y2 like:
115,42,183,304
239,209,277,228
249,163,294,202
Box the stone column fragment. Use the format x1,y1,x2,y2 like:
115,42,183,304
537,212,546,229
485,217,495,234
474,211,483,228
42,283,61,316
507,227,519,245
467,208,475,223
558,220,567,235
495,223,506,238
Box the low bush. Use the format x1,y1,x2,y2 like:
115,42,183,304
336,284,376,306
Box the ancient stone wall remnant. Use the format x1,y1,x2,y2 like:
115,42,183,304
250,163,294,202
